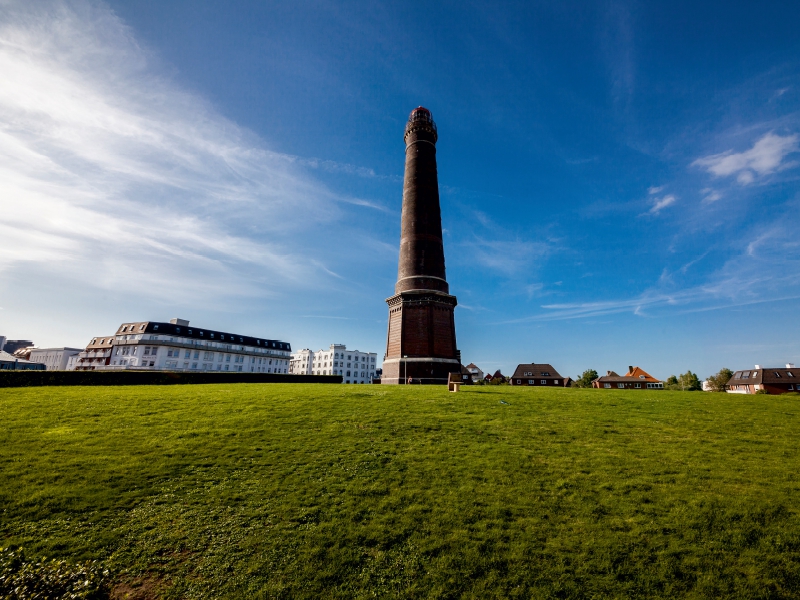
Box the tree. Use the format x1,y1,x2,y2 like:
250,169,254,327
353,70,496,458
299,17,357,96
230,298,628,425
665,375,679,390
706,368,733,392
574,369,598,388
678,371,702,391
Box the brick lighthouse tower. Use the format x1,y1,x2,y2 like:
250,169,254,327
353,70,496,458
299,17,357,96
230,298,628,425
382,107,461,385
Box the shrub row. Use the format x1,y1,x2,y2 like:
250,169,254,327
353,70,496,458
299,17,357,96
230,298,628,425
0,370,342,388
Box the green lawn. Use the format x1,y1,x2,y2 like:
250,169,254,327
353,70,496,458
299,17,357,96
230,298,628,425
2,384,799,598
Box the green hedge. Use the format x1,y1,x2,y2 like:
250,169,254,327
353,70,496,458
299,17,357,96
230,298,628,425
0,371,342,388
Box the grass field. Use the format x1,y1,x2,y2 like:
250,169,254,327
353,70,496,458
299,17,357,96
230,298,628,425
2,383,800,599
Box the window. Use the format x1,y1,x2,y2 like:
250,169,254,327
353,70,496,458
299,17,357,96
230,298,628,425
788,372,795,377
153,325,159,331
618,383,625,389
517,380,521,384
774,372,782,378
347,371,351,376
541,372,550,376
639,375,645,379
528,380,533,385
554,380,559,385
635,383,641,388
742,371,750,379
541,380,546,385
604,383,611,388
789,385,794,390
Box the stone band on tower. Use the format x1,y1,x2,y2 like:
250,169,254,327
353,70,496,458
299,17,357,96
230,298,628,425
382,107,461,385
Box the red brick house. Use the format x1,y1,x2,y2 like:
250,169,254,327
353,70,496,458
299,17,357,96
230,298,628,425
484,370,507,383
727,364,798,395
592,366,663,390
510,363,571,387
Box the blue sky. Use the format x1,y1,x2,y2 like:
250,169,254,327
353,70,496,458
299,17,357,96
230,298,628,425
1,0,799,379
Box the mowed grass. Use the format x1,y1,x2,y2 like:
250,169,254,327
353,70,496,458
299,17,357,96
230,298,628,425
2,384,800,599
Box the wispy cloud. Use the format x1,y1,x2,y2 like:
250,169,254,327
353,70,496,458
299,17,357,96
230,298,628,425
0,0,365,303
501,214,800,323
648,194,676,215
701,188,723,203
692,131,799,185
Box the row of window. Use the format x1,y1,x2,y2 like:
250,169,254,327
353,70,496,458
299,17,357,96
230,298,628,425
738,370,796,379
522,371,550,377
119,324,287,349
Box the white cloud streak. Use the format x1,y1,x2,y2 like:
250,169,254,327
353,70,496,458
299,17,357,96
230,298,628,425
0,0,353,303
693,132,799,185
648,194,675,214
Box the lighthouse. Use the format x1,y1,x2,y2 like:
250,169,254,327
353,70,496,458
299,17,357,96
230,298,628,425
382,107,461,385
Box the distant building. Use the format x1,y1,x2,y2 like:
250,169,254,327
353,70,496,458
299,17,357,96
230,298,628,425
289,349,314,375
484,370,507,383
74,336,116,371
0,350,45,371
727,364,797,395
593,366,663,389
2,340,34,355
464,363,484,382
510,363,570,387
308,344,377,384
104,318,291,373
28,347,82,371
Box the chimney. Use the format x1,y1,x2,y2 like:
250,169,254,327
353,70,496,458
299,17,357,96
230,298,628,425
607,370,613,376
628,366,633,374
170,318,190,326
754,364,761,369
788,363,796,369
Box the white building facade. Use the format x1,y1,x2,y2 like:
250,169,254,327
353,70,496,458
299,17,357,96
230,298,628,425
28,347,82,371
289,349,313,375
102,318,291,373
307,344,377,384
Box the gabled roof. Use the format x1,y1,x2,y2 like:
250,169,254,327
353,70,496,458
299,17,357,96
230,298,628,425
625,366,659,382
730,367,797,385
465,363,480,370
511,363,563,379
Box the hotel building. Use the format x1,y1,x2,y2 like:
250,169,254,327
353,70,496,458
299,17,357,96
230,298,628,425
103,318,291,373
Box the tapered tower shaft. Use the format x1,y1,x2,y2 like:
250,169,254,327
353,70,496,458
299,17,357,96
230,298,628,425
396,110,448,294
382,107,460,385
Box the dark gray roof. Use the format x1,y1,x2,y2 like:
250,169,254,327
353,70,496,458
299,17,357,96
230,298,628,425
116,321,291,352
730,368,797,385
511,363,563,379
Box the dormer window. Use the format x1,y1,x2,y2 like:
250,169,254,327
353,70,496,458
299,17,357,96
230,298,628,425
139,324,145,331
210,333,215,338
742,371,750,379
153,325,159,331
639,375,645,379
176,328,181,333
788,372,795,377
121,326,127,332
774,372,781,378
